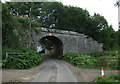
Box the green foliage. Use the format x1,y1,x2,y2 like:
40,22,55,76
2,48,44,69
88,50,118,57
2,3,20,48
7,2,43,20
60,53,97,69
14,16,41,29
2,46,22,59
93,74,120,82
99,25,117,50
14,16,30,28
39,38,53,50
60,51,119,70
2,3,41,49
90,51,119,70
117,30,120,50
2,55,43,69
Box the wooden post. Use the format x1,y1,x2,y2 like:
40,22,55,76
6,52,8,58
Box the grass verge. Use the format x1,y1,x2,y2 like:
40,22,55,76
93,74,120,82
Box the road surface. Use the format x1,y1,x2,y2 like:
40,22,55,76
2,59,119,82
31,59,78,82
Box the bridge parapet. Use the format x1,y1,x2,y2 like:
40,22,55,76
41,28,83,36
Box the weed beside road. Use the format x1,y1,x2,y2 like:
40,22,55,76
93,74,120,82
2,48,46,69
59,51,119,70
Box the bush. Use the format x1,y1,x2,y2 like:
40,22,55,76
14,16,30,28
2,55,43,69
2,46,22,59
60,52,119,70
2,48,44,69
88,50,118,57
60,53,97,69
14,16,41,29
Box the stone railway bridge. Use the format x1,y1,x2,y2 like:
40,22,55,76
19,28,103,56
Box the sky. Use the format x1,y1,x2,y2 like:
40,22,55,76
2,0,119,31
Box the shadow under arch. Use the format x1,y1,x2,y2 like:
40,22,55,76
39,35,63,58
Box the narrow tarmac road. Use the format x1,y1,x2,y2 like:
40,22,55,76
2,59,119,82
31,59,78,82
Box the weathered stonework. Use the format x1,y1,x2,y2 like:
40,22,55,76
19,27,103,54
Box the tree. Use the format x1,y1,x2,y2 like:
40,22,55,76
36,2,65,28
117,30,120,50
7,2,43,20
100,25,116,50
2,3,20,48
111,31,118,50
90,13,108,42
55,6,91,32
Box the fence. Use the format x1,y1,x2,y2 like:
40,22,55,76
77,56,118,69
5,52,29,58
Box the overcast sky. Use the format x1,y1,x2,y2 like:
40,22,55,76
2,0,119,31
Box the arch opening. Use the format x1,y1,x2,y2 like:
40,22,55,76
39,36,63,58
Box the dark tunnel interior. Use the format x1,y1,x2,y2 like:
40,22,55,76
39,36,63,58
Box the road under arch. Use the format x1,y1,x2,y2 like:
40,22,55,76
39,35,63,57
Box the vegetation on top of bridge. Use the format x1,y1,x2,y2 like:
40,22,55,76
2,2,120,51
59,51,119,70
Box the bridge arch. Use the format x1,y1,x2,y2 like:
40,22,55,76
20,28,103,54
39,34,63,57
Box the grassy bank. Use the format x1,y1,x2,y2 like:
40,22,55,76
2,48,45,69
93,74,120,82
59,51,119,70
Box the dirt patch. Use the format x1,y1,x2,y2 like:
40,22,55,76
2,64,44,82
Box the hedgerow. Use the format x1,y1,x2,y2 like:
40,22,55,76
59,51,119,70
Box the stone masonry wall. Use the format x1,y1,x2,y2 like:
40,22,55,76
18,28,103,54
